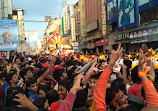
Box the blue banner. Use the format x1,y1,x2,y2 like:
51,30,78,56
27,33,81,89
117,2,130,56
0,19,18,51
117,0,139,30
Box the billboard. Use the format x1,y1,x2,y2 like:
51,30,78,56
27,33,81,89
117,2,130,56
117,0,139,30
71,18,76,42
25,31,38,42
0,19,18,51
107,0,117,21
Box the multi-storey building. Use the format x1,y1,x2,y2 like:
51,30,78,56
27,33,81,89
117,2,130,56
106,0,158,52
12,8,25,44
0,0,12,19
80,0,108,54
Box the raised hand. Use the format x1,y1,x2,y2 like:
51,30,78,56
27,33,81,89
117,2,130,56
138,49,147,72
70,72,86,94
109,44,123,65
141,44,152,57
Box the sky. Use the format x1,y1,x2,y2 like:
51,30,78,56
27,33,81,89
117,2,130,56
14,0,78,49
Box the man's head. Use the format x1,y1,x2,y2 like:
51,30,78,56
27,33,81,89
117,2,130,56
53,68,67,82
0,71,6,82
6,71,19,85
86,88,94,108
123,54,129,60
106,88,128,110
131,66,140,83
16,58,21,65
26,78,38,93
20,67,33,81
98,60,106,70
89,73,100,90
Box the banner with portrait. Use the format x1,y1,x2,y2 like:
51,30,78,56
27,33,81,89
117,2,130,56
117,0,139,30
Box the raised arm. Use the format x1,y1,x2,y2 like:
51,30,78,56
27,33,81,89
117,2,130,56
83,57,98,85
138,49,158,107
37,57,56,84
94,44,123,111
57,73,86,111
142,44,155,81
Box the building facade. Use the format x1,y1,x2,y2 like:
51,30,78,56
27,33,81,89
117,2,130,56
71,1,80,52
106,0,158,52
0,0,12,19
80,0,108,54
12,8,25,44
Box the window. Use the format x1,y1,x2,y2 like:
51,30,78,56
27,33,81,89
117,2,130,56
140,6,158,25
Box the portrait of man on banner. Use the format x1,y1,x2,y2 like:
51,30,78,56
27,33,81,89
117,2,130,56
118,0,134,28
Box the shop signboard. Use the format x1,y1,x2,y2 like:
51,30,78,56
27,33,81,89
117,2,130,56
94,38,108,47
102,5,107,36
71,18,76,42
130,25,158,43
114,33,129,41
72,42,79,47
117,0,139,30
87,43,95,49
0,19,18,51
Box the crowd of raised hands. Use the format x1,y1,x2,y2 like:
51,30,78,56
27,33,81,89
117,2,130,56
0,44,158,111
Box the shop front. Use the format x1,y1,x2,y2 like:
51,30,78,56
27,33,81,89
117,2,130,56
80,43,87,54
129,26,158,51
87,42,95,54
95,38,108,53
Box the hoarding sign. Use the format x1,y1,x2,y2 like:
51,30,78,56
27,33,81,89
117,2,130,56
0,19,18,51
107,0,117,20
102,5,107,36
117,0,139,30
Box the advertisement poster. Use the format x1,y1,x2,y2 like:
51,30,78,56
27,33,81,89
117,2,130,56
107,0,117,20
117,0,139,30
0,19,18,51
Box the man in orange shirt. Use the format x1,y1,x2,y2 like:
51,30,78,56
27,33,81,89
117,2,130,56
94,44,158,111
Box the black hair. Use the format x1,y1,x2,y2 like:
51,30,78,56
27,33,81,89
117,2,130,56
67,66,77,81
34,63,41,68
7,87,24,95
53,68,64,82
111,78,126,94
33,97,46,109
58,79,70,91
123,60,132,69
38,85,49,94
55,58,61,65
6,87,24,107
106,88,120,110
37,69,45,78
0,71,6,79
19,67,33,80
98,60,106,69
90,72,101,80
131,66,140,83
5,73,17,85
46,89,59,105
26,78,37,87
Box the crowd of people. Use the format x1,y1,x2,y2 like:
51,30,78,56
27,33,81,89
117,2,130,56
0,44,158,111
